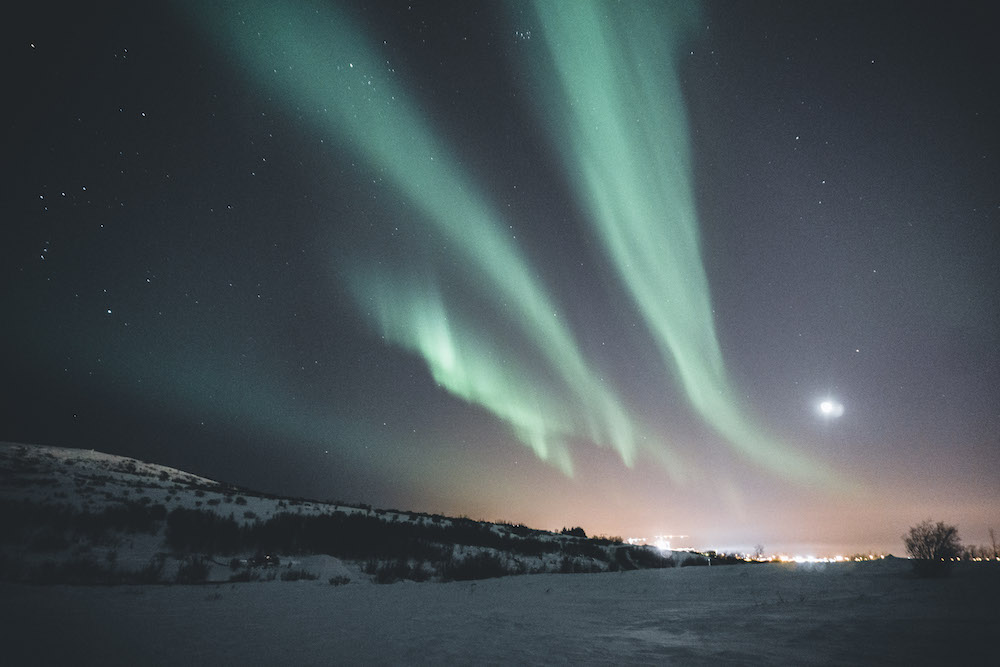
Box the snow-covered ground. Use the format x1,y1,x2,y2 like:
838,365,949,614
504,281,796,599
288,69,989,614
4,558,997,665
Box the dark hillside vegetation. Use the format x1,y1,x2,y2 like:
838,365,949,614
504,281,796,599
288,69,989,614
0,440,679,585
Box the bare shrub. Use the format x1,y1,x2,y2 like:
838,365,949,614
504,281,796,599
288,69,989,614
903,520,962,577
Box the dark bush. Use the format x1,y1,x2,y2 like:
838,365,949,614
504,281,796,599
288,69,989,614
443,551,509,581
614,547,638,570
250,512,449,561
129,556,165,584
625,546,674,569
366,558,426,584
680,556,709,567
506,524,532,538
559,556,578,573
175,556,210,584
557,556,602,574
96,502,165,534
166,508,241,555
564,539,608,560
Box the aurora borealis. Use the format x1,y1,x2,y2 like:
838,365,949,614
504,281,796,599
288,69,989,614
527,1,837,486
5,0,997,555
192,0,647,478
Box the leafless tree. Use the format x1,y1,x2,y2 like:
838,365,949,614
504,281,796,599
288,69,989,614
903,520,962,577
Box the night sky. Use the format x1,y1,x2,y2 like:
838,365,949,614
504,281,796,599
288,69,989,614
5,0,997,556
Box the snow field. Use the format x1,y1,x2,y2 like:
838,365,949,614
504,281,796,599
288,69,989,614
4,559,997,665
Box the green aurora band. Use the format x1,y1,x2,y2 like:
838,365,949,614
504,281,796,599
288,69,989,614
186,0,837,487
187,0,646,476
527,1,834,485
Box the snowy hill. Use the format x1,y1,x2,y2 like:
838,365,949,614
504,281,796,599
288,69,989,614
1,441,221,505
1,440,377,524
0,442,683,585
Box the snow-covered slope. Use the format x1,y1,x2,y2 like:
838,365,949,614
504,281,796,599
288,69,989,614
1,441,220,503
1,441,565,532
0,442,679,584
0,441,366,523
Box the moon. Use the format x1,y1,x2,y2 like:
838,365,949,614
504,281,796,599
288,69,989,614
817,398,844,419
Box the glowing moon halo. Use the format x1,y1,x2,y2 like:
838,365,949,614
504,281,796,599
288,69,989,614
817,398,844,419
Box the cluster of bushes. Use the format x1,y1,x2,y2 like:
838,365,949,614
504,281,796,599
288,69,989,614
164,507,674,575
0,497,679,584
362,551,527,583
442,551,511,581
161,507,678,582
0,499,166,549
7,554,167,585
165,509,545,560
364,558,433,584
165,508,242,554
175,556,211,584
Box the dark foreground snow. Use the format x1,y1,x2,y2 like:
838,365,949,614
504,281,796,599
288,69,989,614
3,559,996,665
